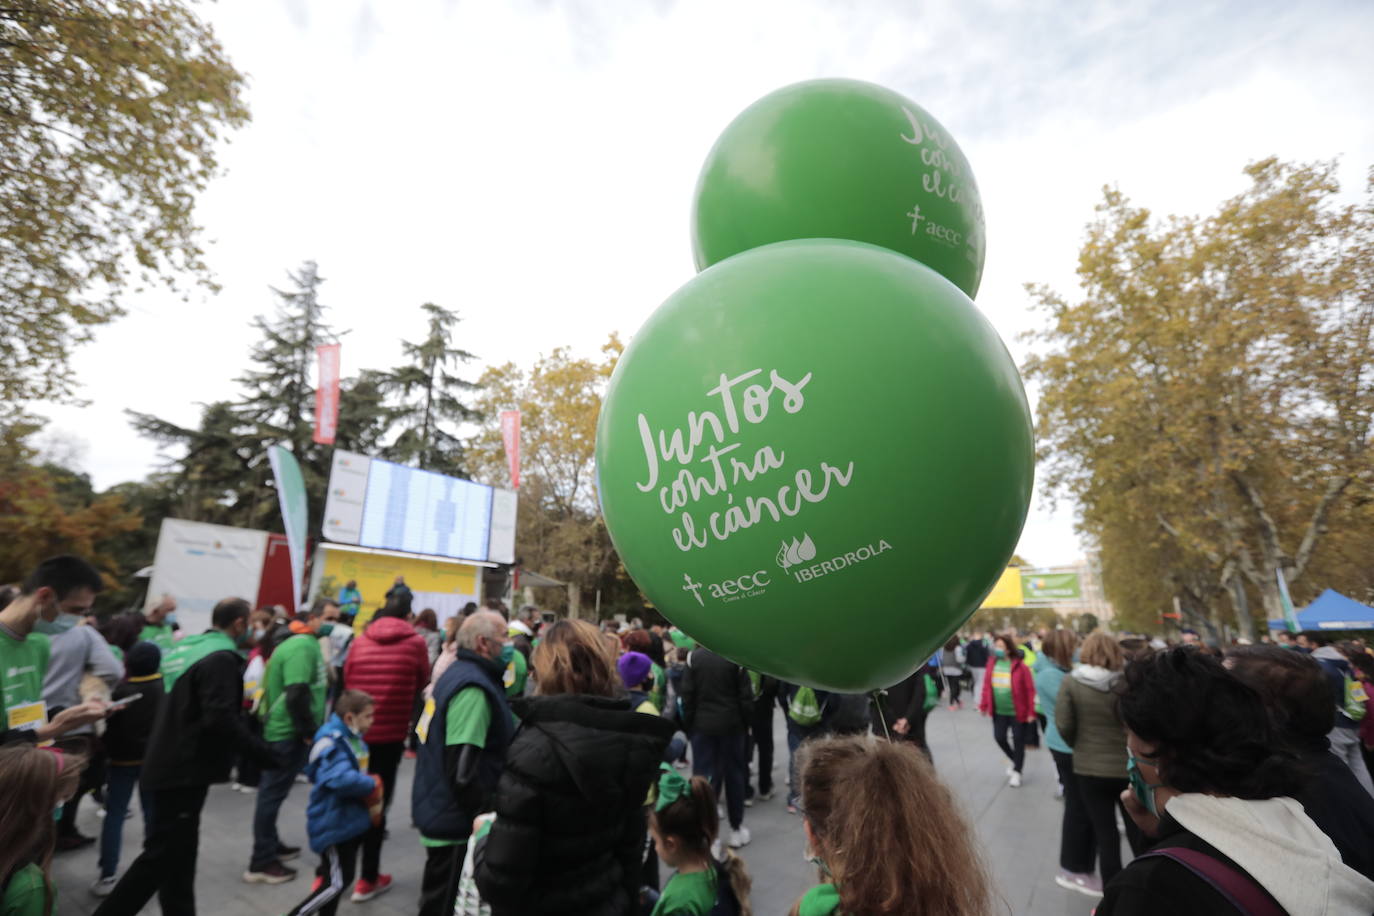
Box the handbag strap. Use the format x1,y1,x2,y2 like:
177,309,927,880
1140,847,1286,916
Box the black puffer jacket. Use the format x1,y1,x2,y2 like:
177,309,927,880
474,694,676,916
679,648,752,736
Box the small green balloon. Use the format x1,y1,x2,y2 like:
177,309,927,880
692,78,986,299
597,240,1031,692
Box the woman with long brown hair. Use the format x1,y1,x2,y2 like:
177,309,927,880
0,744,88,916
475,618,677,916
790,734,993,916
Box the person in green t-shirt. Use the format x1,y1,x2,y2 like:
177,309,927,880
502,642,528,698
247,628,327,882
978,634,1035,786
139,595,178,653
646,764,748,916
0,741,89,916
417,687,491,850
0,556,109,745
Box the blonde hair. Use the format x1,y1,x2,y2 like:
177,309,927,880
1042,629,1078,669
791,735,993,916
532,619,620,697
1080,632,1124,671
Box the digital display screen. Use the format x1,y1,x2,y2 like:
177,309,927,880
324,450,497,563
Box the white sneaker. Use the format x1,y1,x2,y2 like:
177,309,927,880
1009,771,1022,788
1006,765,1015,777
710,838,723,860
91,876,118,897
727,826,751,848
757,789,774,801
744,796,754,807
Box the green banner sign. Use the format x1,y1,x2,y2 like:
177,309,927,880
1021,572,1081,602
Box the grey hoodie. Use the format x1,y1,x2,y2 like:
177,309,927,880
1169,794,1374,915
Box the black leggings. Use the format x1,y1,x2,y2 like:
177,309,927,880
1076,774,1134,883
1051,750,1095,874
945,675,962,706
992,714,1027,773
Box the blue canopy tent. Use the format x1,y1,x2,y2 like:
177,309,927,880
1267,589,1374,631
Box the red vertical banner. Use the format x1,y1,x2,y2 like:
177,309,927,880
314,344,341,445
500,409,521,488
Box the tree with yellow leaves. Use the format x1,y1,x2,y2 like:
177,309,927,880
1026,159,1374,639
467,337,625,616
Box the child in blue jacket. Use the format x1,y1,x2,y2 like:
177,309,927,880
286,690,383,916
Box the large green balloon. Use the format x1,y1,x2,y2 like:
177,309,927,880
597,240,1031,691
692,79,986,299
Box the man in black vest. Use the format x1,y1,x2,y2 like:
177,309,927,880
411,610,514,916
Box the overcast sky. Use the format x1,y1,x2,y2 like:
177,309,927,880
38,0,1374,568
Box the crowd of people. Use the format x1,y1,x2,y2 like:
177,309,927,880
3,554,1374,915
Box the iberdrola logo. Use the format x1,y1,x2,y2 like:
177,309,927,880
776,534,817,570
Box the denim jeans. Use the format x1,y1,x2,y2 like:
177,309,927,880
691,733,747,830
250,738,308,869
785,720,823,807
99,764,154,879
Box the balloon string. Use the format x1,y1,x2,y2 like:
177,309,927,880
870,689,891,740
942,666,972,789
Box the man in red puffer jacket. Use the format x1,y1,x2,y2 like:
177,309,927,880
342,593,430,902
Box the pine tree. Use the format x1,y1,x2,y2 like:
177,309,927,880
127,262,394,537
381,303,480,477
238,261,334,458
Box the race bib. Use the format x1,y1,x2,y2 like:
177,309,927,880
415,696,436,744
6,701,46,732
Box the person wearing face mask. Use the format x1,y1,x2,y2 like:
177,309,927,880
474,618,676,916
414,611,516,916
978,633,1036,788
38,582,122,851
94,597,281,916
789,734,992,916
138,595,178,652
282,690,384,916
342,592,430,902
244,619,329,885
1097,647,1374,916
1,556,110,748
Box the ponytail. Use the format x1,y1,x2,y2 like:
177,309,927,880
650,775,718,855
719,849,753,916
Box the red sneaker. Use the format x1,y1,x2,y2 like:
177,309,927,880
351,874,393,902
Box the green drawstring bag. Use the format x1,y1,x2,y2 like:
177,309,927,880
789,686,822,726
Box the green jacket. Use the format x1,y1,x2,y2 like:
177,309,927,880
1054,665,1128,778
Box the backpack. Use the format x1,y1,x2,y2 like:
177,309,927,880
788,686,823,726
1343,674,1368,722
923,673,939,712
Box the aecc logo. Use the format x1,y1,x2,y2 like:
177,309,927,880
682,570,770,606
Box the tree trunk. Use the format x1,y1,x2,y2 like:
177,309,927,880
1225,571,1256,641
566,583,581,620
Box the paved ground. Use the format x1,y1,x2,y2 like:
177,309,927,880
52,704,1116,915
